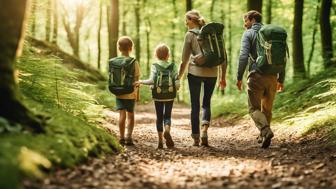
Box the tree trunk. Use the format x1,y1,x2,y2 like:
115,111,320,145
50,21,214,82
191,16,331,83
265,0,272,24
320,0,334,68
306,0,320,77
210,0,216,20
171,0,180,101
0,0,44,132
45,0,52,42
30,0,37,37
52,0,58,44
97,0,102,69
121,6,128,36
247,0,263,13
108,0,119,59
292,0,306,79
134,0,141,63
145,18,151,76
186,0,192,12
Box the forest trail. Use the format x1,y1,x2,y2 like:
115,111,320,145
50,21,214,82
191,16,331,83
27,103,336,189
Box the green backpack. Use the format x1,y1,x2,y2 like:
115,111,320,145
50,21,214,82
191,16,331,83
152,63,176,99
189,22,226,67
108,57,136,95
252,24,289,74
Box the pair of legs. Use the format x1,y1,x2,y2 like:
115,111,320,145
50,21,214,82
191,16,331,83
118,110,134,141
247,72,277,148
187,74,217,146
154,100,174,148
116,98,135,145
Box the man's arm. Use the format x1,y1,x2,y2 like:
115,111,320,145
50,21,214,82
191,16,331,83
236,31,252,91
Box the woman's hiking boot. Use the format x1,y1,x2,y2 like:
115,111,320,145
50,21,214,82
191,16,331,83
119,138,126,146
125,137,134,146
158,141,164,149
201,124,209,147
164,125,174,148
192,137,200,146
261,127,274,148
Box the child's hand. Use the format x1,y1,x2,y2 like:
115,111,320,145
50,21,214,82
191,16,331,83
133,81,141,87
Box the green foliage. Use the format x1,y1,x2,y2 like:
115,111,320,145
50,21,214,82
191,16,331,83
273,68,336,139
0,44,121,189
211,94,248,119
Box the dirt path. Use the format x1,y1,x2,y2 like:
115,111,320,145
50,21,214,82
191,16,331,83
26,103,336,189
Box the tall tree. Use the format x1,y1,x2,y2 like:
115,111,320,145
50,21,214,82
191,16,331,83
307,0,320,77
61,2,87,58
145,18,151,76
121,6,128,36
52,0,58,44
247,0,263,12
186,0,192,11
108,0,119,59
210,0,217,20
265,0,272,24
45,0,52,42
30,0,37,37
134,0,141,63
320,0,334,68
292,0,306,79
97,0,103,69
0,0,44,132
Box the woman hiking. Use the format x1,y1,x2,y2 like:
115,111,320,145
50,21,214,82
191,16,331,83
178,10,227,146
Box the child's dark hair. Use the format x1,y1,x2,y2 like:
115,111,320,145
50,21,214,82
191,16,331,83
117,36,133,52
155,43,170,60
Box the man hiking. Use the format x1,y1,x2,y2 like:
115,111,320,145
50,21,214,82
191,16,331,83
236,10,286,148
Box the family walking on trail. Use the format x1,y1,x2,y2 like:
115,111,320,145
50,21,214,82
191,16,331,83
108,9,287,149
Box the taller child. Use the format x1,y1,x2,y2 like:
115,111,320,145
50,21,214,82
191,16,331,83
236,11,285,148
178,10,227,146
112,36,140,146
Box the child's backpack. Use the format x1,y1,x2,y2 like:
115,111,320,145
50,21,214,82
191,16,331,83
189,22,226,67
252,24,289,74
152,63,176,99
108,57,136,95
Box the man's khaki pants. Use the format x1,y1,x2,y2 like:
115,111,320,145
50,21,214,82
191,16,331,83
247,72,277,132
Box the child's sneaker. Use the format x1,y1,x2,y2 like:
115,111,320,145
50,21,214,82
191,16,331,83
164,125,174,148
125,137,134,146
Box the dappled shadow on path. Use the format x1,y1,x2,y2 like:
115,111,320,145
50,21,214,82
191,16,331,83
26,103,336,189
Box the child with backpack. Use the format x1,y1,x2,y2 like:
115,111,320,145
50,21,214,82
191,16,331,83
135,43,179,149
108,36,140,146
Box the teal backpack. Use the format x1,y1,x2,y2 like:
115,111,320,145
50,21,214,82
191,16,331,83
189,22,226,67
252,24,289,74
108,57,136,95
152,63,176,99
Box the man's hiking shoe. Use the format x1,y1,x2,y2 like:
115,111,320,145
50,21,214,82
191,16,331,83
157,141,164,149
125,138,134,146
164,131,174,148
261,129,274,149
119,139,125,146
257,134,263,144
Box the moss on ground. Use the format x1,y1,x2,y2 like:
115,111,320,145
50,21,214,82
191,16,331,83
0,43,121,189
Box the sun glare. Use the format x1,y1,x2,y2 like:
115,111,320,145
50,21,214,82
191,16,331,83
61,0,87,8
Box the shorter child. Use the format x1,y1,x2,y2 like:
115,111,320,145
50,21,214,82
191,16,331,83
108,36,140,146
136,43,179,149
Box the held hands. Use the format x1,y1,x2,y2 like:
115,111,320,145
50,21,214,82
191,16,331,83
133,81,141,87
